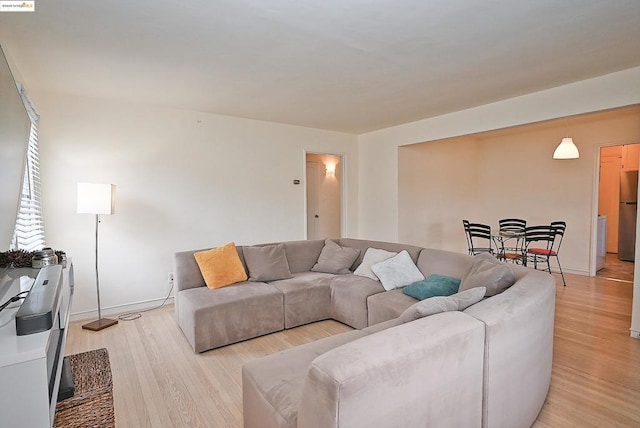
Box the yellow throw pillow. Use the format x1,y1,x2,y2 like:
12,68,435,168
194,242,248,289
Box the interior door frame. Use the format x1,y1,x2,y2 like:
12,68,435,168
594,142,640,339
592,141,640,276
303,150,347,239
306,160,320,240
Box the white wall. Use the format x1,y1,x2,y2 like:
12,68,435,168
398,136,480,251
35,93,358,318
358,67,640,240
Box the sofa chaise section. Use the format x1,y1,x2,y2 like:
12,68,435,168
243,311,485,428
242,330,367,428
176,281,284,353
174,246,286,353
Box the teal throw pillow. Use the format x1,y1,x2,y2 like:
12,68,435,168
402,274,461,300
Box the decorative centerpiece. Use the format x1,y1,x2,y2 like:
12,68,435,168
0,248,67,268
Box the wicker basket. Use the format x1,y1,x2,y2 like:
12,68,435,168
54,348,115,428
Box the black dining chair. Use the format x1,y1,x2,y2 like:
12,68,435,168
497,218,526,263
524,223,567,286
528,221,567,286
463,220,494,255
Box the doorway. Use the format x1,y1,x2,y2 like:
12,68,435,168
306,153,343,240
596,143,638,282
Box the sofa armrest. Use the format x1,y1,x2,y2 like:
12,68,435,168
463,268,555,428
297,311,485,428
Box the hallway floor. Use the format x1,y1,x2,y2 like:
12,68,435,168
596,253,634,282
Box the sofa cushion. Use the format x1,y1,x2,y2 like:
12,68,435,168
243,243,293,282
269,272,334,329
311,239,360,274
243,329,366,428
399,287,486,323
366,289,417,325
458,253,515,297
353,247,398,280
371,250,424,291
330,274,386,329
176,282,284,352
402,274,461,300
193,242,248,289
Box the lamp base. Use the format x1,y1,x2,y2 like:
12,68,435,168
82,318,118,331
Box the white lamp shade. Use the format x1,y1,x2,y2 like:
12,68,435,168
77,183,116,214
553,137,580,159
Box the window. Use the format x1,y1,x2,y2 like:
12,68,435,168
11,84,45,251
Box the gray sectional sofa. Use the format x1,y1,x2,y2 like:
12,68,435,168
173,238,556,428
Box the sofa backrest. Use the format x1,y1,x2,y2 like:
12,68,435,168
252,239,326,273
416,248,474,279
172,246,247,291
173,240,327,291
335,238,424,271
173,240,478,293
237,239,325,273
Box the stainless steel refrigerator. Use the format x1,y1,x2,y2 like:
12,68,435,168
619,170,638,261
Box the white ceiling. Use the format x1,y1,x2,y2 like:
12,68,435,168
1,0,639,133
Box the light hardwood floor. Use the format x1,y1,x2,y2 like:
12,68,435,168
65,272,640,427
596,253,635,283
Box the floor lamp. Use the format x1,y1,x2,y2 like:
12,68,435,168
77,182,118,331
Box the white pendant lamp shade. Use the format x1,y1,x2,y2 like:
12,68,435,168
553,137,579,159
77,183,116,214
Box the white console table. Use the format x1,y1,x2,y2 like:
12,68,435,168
0,262,74,428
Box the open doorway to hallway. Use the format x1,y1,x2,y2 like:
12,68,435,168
306,153,343,240
597,143,639,282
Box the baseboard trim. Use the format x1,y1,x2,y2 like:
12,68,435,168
70,296,174,322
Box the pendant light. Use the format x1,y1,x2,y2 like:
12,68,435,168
553,137,579,159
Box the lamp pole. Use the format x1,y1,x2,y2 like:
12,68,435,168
95,213,102,322
80,183,118,331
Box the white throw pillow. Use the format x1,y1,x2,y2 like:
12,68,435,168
371,250,424,291
399,287,487,323
354,247,398,280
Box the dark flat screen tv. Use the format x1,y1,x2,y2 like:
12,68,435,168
0,44,31,251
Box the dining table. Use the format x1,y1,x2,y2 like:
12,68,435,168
491,229,525,262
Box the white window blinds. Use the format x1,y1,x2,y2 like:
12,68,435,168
11,84,45,251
